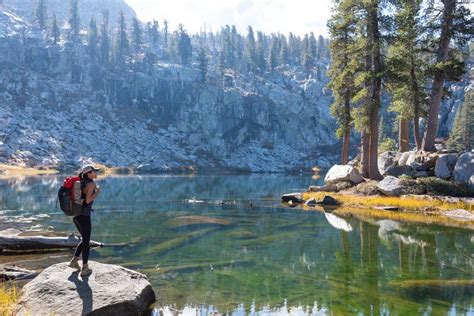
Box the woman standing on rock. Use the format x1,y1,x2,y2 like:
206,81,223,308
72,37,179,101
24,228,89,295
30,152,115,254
68,165,101,277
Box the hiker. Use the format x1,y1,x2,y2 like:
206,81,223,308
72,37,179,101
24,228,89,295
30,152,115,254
68,165,101,276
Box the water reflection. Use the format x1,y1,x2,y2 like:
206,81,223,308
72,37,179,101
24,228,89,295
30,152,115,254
0,175,473,315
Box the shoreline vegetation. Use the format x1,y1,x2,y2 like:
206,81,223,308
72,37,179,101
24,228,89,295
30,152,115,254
0,282,17,315
0,163,134,178
301,191,474,230
0,164,58,177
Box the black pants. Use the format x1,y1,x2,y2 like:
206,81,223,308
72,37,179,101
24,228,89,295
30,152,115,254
73,215,91,264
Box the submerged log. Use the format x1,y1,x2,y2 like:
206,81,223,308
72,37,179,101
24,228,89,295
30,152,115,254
0,265,38,281
0,233,103,251
390,279,474,289
143,228,218,256
149,259,255,274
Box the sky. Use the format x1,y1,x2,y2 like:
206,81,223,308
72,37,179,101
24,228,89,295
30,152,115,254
125,0,332,37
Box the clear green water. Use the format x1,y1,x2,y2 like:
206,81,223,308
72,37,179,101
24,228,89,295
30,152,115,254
0,175,473,315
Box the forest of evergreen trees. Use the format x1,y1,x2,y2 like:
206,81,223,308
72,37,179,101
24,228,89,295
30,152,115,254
327,0,473,180
27,0,330,83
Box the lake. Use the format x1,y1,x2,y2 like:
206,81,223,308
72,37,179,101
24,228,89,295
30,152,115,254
0,175,473,315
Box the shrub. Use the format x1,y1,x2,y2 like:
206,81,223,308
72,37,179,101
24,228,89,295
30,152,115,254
416,177,474,198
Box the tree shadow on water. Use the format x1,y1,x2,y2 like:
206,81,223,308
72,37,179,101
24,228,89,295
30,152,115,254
68,272,93,314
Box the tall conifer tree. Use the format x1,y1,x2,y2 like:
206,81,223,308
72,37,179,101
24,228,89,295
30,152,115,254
35,0,47,31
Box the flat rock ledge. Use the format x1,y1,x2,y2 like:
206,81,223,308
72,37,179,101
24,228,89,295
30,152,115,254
15,261,155,316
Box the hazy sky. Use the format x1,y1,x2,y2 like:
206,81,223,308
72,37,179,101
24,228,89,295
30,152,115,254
125,0,332,36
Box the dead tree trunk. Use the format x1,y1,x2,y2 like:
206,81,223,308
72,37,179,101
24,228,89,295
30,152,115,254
1,265,38,281
0,234,103,251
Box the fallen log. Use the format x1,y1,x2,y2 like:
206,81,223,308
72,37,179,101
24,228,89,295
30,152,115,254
0,233,103,251
1,265,38,281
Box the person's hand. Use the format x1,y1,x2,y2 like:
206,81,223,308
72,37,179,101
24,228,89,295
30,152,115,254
95,185,101,195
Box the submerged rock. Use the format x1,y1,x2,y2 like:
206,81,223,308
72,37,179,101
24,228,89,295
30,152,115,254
324,165,364,185
377,176,404,196
281,193,303,204
316,195,340,206
166,216,231,229
15,261,155,316
304,198,318,206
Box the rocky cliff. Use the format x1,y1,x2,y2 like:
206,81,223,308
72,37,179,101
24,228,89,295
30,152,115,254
0,7,338,172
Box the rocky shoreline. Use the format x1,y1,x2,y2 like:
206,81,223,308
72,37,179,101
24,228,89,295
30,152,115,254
282,150,474,228
310,150,474,197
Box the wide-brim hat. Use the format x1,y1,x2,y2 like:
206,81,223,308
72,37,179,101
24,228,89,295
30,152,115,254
81,165,99,174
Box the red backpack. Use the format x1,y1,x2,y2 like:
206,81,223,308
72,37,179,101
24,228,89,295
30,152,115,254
58,176,84,216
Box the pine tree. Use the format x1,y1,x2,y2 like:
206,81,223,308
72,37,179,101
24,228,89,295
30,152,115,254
348,0,385,180
387,0,426,151
365,0,384,180
279,35,289,66
132,17,143,52
244,26,257,72
317,35,326,60
218,48,226,87
221,26,235,69
327,0,358,164
147,20,159,51
176,24,192,65
197,45,209,83
288,33,301,65
422,0,473,151
68,0,80,42
115,11,129,66
301,34,312,73
163,20,169,55
99,9,110,66
50,13,60,44
447,90,474,151
256,31,266,73
87,18,98,62
309,32,317,61
268,36,278,72
35,0,47,31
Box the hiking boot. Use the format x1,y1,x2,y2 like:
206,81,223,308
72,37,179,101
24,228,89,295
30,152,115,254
68,257,80,270
80,265,92,277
